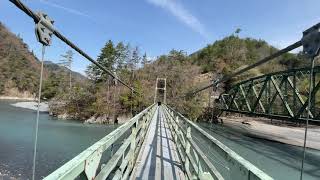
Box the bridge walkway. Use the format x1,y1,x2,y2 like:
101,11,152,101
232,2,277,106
130,106,185,180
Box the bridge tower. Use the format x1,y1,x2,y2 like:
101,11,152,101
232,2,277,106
154,78,166,105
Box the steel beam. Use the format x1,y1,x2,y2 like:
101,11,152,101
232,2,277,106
219,66,320,122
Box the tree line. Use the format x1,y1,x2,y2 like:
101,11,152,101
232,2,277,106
47,40,151,122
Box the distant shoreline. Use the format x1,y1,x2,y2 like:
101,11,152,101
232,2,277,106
0,96,35,101
220,116,320,150
0,96,49,112
10,101,49,112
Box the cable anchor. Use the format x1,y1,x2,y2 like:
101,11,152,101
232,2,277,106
35,12,54,46
302,23,320,58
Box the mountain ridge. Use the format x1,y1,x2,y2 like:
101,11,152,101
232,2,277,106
0,22,86,98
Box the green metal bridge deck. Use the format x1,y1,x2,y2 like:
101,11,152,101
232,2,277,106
44,104,273,180
130,106,185,179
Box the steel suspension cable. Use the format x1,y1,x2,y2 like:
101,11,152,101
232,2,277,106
9,0,136,93
32,45,45,180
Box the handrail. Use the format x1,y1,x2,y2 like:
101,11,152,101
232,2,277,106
44,104,157,180
162,106,224,180
164,105,273,180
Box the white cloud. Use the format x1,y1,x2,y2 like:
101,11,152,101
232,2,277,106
39,0,91,19
147,0,209,39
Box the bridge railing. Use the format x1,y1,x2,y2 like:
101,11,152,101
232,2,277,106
163,105,273,180
44,104,157,180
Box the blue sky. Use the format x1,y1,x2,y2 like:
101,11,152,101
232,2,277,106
1,0,319,74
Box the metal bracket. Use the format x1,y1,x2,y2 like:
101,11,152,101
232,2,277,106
35,12,54,46
302,23,320,58
84,147,103,179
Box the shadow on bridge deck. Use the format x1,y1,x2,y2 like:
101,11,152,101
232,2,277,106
130,106,185,180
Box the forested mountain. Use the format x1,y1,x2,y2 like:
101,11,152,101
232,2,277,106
134,35,306,120
1,21,307,122
50,34,307,122
0,22,41,97
0,22,86,99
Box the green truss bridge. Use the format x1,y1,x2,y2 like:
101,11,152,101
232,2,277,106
219,66,320,122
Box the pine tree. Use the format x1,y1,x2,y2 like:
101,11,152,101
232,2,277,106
131,46,140,70
115,42,129,70
86,40,116,82
124,43,133,70
142,52,149,66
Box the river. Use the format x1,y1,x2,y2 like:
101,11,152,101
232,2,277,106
0,100,117,179
197,123,320,180
1,100,320,179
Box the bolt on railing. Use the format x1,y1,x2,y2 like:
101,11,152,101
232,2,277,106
44,104,157,180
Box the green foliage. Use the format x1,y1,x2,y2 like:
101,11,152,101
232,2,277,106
87,40,116,82
115,42,129,70
142,52,149,66
86,40,143,82
120,81,144,114
59,50,73,68
50,82,96,119
42,73,62,99
192,35,306,83
3,20,311,122
131,47,141,70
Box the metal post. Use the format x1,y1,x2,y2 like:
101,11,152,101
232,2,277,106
154,78,158,104
130,124,137,170
164,78,167,104
185,126,191,175
300,57,316,180
154,78,167,104
293,72,297,116
312,71,316,115
131,89,133,117
284,76,288,115
267,79,271,114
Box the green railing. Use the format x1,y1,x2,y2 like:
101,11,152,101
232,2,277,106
45,104,273,180
44,104,157,180
219,66,320,122
163,105,273,180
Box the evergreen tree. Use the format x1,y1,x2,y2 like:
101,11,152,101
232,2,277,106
131,46,140,70
86,40,116,82
142,52,149,66
115,42,129,70
124,43,133,70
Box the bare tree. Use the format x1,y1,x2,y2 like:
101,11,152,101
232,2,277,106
59,50,74,90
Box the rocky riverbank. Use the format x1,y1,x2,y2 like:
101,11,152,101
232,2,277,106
220,116,320,150
48,100,130,124
84,114,130,124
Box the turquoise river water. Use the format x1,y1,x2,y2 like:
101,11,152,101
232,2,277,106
0,100,320,179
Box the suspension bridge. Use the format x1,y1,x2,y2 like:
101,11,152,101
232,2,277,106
7,0,320,179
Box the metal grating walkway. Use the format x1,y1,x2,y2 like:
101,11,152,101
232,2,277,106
130,106,185,180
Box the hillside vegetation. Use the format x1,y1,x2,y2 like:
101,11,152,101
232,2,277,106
0,22,41,97
50,34,307,122
0,22,86,99
1,22,307,122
